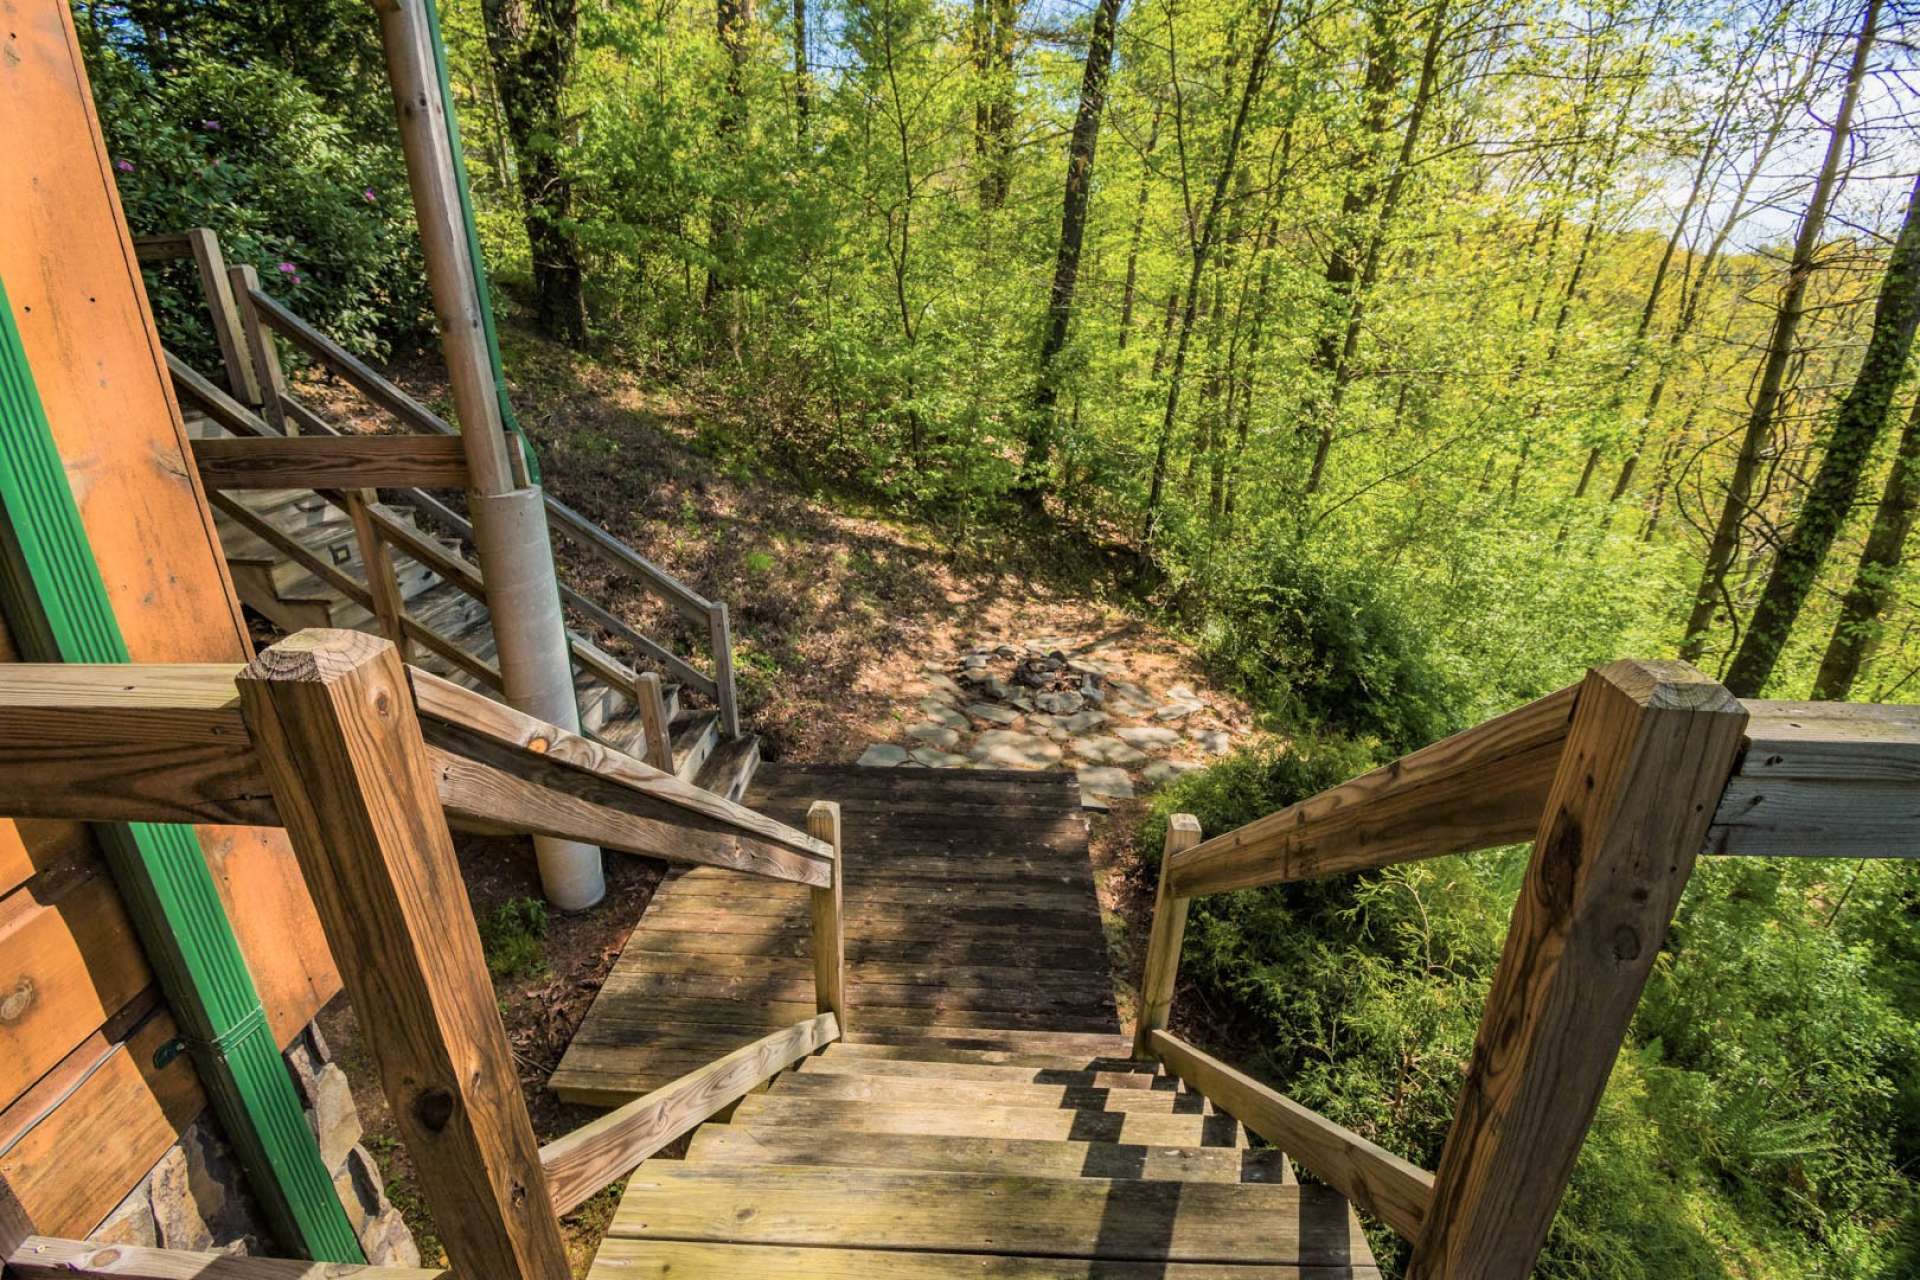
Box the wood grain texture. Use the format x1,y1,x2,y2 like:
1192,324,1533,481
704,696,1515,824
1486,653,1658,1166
685,1126,1292,1185
192,435,471,491
343,490,410,657
807,802,848,1032
765,1071,1213,1115
1150,1031,1432,1241
1133,814,1199,1057
1412,660,1747,1280
0,0,336,1049
589,1239,1381,1279
731,1095,1239,1147
1707,700,1920,857
604,1164,1369,1264
539,1013,838,1216
1166,686,1578,897
7,1236,445,1277
634,673,674,771
235,631,568,1280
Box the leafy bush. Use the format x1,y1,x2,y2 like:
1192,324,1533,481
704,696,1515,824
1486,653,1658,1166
85,50,428,360
478,897,549,981
1143,743,1920,1277
1197,546,1471,753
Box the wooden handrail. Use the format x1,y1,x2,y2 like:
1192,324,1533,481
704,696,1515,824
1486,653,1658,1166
1708,699,1920,857
540,1013,839,1216
1164,683,1577,898
192,433,471,490
0,640,830,881
1150,1030,1435,1241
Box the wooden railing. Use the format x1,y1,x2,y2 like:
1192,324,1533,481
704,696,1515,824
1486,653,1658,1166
1134,659,1920,1279
0,629,845,1279
138,230,739,735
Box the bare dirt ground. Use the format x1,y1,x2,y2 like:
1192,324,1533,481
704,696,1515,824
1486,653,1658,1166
295,333,1256,1273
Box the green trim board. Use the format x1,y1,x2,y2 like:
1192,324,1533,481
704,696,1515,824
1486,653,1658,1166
0,272,363,1262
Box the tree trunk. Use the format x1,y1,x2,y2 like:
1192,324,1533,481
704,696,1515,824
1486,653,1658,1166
705,0,754,354
481,0,589,347
1678,0,1880,664
1813,391,1920,699
1117,101,1165,350
1722,172,1920,696
1019,0,1123,494
973,0,1019,208
1144,0,1281,543
792,0,810,138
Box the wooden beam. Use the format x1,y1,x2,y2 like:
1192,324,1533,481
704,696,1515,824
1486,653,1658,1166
808,802,848,1031
709,602,740,738
1132,814,1200,1058
634,672,674,771
410,668,830,861
1707,700,1920,858
7,1236,445,1277
228,264,289,433
234,631,570,1280
192,435,471,491
246,288,455,439
345,490,410,658
1149,1030,1433,1241
1165,685,1577,898
539,1013,838,1217
1411,660,1747,1280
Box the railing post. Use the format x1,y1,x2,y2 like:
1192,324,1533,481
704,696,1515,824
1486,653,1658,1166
1410,660,1747,1280
235,630,570,1280
807,800,848,1033
184,228,262,406
709,600,740,737
1134,813,1200,1058
227,264,290,434
634,671,675,772
343,490,410,660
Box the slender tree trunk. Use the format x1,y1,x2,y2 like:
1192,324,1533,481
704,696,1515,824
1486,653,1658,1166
973,0,1019,208
1723,173,1920,696
793,0,810,138
482,0,588,347
1813,391,1920,699
705,0,754,354
1117,101,1165,350
1678,0,1879,664
1144,0,1281,543
1019,0,1123,494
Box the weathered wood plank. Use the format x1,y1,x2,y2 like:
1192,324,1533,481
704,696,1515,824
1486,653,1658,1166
807,802,849,1032
540,1013,837,1216
1412,660,1748,1280
686,1126,1291,1184
793,1053,1171,1091
766,1071,1211,1114
730,1096,1239,1147
6,1236,446,1278
1133,814,1199,1057
192,434,471,491
1150,1031,1432,1242
1166,685,1578,897
605,1164,1367,1264
235,631,569,1280
588,1239,1379,1279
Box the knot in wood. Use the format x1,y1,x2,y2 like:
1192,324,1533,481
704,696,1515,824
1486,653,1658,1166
411,1085,456,1133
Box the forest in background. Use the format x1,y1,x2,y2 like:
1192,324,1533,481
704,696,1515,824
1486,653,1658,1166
74,0,1920,1274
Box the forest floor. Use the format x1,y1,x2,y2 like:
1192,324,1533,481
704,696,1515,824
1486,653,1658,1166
297,328,1265,1273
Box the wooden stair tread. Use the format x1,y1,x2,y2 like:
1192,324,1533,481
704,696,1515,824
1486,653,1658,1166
671,709,722,780
590,1239,1380,1278
692,732,761,804
687,1125,1293,1184
603,1164,1369,1266
842,1028,1135,1059
731,1095,1244,1147
764,1071,1215,1114
818,1040,1159,1073
794,1053,1173,1091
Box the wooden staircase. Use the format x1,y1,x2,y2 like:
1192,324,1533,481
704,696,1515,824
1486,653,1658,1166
589,1029,1378,1276
188,427,758,798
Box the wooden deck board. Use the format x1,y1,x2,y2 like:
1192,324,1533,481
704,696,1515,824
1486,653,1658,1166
549,764,1118,1103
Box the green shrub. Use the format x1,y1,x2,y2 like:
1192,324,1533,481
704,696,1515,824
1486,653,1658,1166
478,897,549,981
85,50,428,361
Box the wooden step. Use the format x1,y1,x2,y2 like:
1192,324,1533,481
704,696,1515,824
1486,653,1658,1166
686,1124,1290,1184
794,1052,1171,1092
731,1095,1243,1147
671,709,722,781
818,1040,1157,1074
693,732,760,803
764,1071,1214,1115
602,1164,1368,1266
841,1027,1135,1060
591,1240,1378,1279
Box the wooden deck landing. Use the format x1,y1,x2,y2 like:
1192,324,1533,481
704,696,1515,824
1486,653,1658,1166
549,763,1117,1104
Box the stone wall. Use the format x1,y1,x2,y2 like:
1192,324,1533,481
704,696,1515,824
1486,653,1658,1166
89,1023,418,1266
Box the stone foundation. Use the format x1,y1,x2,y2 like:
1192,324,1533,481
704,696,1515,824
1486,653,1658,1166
90,1022,419,1267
